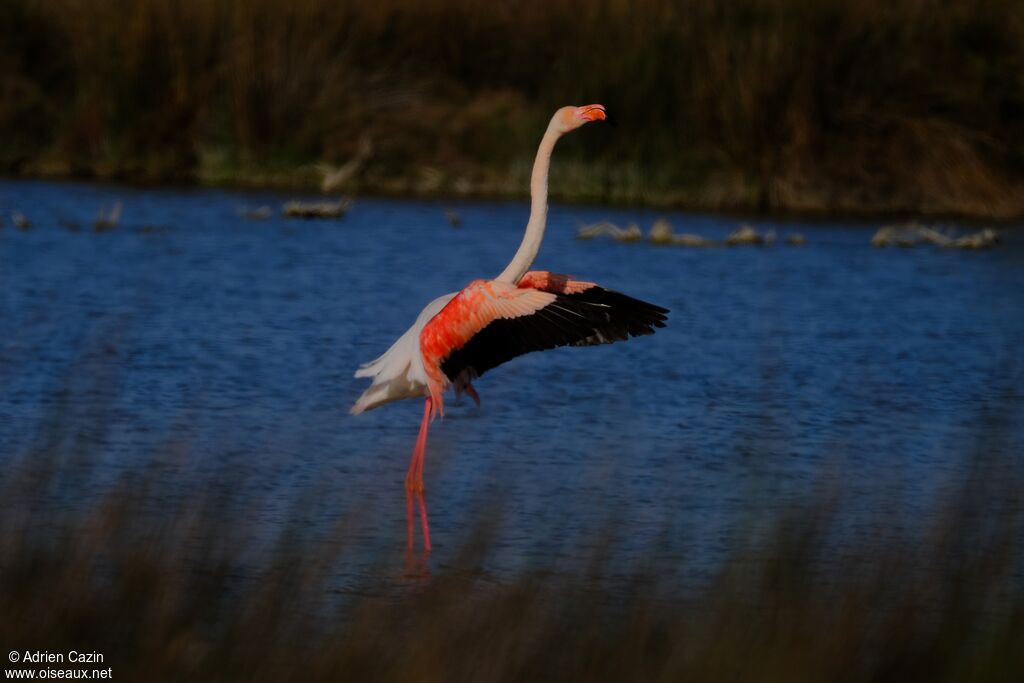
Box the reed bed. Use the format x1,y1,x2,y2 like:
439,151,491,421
1,0,1023,217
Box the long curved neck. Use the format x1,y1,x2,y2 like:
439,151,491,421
495,122,562,284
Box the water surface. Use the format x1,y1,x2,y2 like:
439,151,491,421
2,179,1022,578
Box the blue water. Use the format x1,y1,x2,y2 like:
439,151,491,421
2,179,1023,577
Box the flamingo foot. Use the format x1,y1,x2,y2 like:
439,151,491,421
465,383,481,407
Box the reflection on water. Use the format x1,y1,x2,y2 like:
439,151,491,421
1,179,1023,572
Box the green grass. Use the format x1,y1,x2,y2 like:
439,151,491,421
1,0,1024,217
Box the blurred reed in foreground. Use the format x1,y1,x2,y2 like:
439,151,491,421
2,420,1022,681
1,0,1023,217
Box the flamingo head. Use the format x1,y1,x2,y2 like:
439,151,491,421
554,104,607,133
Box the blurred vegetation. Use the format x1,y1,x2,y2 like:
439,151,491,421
2,373,1023,681
1,0,1023,216
2,439,1023,680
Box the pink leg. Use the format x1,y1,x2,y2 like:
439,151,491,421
417,492,431,552
413,431,432,553
405,398,433,552
465,383,481,407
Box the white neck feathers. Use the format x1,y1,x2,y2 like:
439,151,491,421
495,119,563,284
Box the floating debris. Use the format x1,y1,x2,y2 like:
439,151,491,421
282,197,352,219
674,233,721,247
648,219,721,247
872,225,917,248
725,224,767,246
951,228,998,249
916,225,954,247
582,219,800,248
872,223,998,250
871,225,895,247
94,201,122,232
618,222,643,242
786,233,806,246
444,208,462,228
12,211,32,230
238,206,272,221
576,220,642,242
648,219,674,245
873,222,924,247
576,220,609,239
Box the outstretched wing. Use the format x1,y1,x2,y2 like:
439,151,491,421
426,272,668,385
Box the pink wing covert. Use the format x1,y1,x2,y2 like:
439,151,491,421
516,270,596,295
419,273,668,419
420,279,556,418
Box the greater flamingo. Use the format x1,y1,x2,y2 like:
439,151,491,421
352,104,668,551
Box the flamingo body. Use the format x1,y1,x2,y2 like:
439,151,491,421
353,272,667,419
351,104,668,552
351,292,456,415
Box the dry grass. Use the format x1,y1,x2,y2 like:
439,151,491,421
1,0,1023,217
